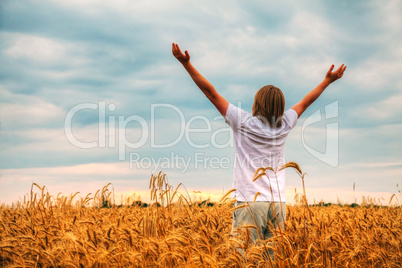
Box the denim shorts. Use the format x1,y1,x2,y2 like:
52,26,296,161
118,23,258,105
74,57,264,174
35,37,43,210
231,201,286,244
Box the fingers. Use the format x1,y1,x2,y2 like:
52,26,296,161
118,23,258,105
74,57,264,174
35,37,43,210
172,43,182,58
172,43,190,62
325,63,347,82
175,43,183,55
328,64,347,76
334,64,347,79
328,64,335,74
335,64,344,73
338,64,347,76
340,65,347,77
172,43,179,51
172,43,177,55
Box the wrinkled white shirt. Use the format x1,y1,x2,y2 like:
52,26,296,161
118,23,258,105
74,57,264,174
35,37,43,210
224,103,298,202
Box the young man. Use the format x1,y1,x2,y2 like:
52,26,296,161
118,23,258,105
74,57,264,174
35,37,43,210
172,42,346,256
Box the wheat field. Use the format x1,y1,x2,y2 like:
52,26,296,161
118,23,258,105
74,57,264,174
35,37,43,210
1,170,401,267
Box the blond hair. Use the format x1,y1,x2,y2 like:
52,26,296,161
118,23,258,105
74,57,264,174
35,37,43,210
252,85,285,128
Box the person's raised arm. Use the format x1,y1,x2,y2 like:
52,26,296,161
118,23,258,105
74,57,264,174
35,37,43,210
172,43,229,116
291,64,347,118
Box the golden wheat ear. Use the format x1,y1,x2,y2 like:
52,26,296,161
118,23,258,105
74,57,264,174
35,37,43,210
231,204,249,211
220,189,236,202
278,162,302,175
253,192,261,202
252,166,274,182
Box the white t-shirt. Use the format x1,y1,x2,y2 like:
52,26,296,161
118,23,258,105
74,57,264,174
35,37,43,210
224,103,298,202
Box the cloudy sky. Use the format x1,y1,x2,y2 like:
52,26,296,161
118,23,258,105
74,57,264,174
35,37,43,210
1,0,401,205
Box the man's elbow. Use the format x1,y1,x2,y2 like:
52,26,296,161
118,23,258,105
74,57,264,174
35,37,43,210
205,90,218,101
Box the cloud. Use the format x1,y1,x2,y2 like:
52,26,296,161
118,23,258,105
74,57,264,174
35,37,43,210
4,34,68,62
365,95,402,120
1,0,401,205
0,162,152,204
0,86,66,129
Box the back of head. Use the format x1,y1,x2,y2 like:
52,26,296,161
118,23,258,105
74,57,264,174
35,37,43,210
252,85,285,128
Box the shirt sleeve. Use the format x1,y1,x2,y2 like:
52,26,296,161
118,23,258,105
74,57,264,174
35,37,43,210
224,103,250,130
283,109,298,129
